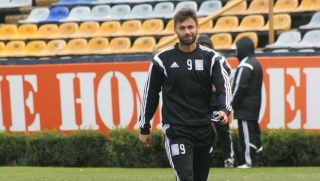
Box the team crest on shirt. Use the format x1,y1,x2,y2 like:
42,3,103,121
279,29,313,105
195,59,204,70
171,144,179,156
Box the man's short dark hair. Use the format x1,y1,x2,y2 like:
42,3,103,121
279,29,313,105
173,8,198,27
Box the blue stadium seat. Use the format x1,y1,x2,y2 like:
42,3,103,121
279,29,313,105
52,0,83,6
39,7,70,23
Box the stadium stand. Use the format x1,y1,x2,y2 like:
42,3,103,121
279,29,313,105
103,4,131,20
164,1,198,19
147,2,174,18
135,19,164,36
265,30,301,49
290,30,320,49
273,0,299,13
53,22,79,39
72,21,100,38
222,0,247,15
259,13,291,31
10,24,38,40
104,37,131,54
42,39,67,56
0,25,18,40
114,20,142,36
56,38,87,55
232,32,259,48
299,12,320,29
0,0,32,8
197,0,222,17
240,0,269,14
210,33,233,50
23,40,47,57
30,24,59,39
122,4,153,20
156,19,174,35
127,36,156,54
0,41,26,58
84,5,111,21
92,21,121,37
59,6,91,22
205,16,239,33
19,7,50,23
84,37,109,55
39,7,69,23
198,17,214,33
294,0,320,12
231,14,265,32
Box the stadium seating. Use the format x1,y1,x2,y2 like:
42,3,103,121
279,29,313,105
56,38,88,55
104,37,131,54
60,6,91,22
114,20,142,36
127,36,156,54
0,41,26,57
241,0,269,14
299,12,320,29
272,49,289,53
157,35,178,52
147,2,174,18
84,5,111,21
0,0,32,8
259,14,291,31
206,16,239,33
198,18,214,33
222,0,247,15
103,4,131,20
165,1,198,19
232,32,259,48
40,7,69,23
290,30,320,48
122,4,153,20
92,21,121,37
42,39,67,56
197,0,222,17
23,41,47,57
232,15,265,32
156,19,174,35
298,49,315,52
0,25,18,40
84,37,109,54
210,33,233,50
19,8,50,24
265,31,301,49
294,0,320,12
273,0,298,13
31,24,59,39
135,19,164,36
73,21,100,38
10,24,38,40
52,23,79,39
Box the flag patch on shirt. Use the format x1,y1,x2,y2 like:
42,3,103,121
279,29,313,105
195,59,203,70
170,62,179,68
171,144,180,156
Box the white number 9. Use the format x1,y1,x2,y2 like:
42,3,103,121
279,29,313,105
187,59,192,70
180,144,186,154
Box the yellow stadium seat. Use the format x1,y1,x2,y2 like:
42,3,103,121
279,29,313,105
52,23,79,39
156,35,179,52
135,19,164,36
241,0,269,14
105,37,131,54
127,36,156,54
93,21,121,37
207,16,239,33
232,15,265,32
56,38,88,55
259,14,291,31
24,41,47,57
210,33,233,50
31,24,58,39
42,39,67,56
232,32,259,48
0,41,26,57
84,37,109,55
114,20,142,36
294,0,320,12
0,42,5,53
156,19,174,35
10,24,38,40
198,17,214,33
223,0,247,15
0,24,17,40
273,0,298,13
73,21,100,38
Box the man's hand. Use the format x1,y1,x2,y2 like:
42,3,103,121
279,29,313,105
139,134,152,147
218,111,228,125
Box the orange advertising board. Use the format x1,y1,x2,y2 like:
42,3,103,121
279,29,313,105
0,56,319,133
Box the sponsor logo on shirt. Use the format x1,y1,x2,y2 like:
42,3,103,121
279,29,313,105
195,59,203,70
171,144,180,156
170,62,179,68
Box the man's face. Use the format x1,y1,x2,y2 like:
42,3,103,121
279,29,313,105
174,18,198,46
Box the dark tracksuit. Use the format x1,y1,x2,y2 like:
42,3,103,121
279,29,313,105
232,37,263,167
139,43,232,181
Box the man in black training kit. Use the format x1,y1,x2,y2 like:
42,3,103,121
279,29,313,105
139,8,232,181
232,36,263,169
198,34,235,168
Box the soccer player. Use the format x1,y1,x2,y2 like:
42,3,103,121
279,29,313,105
198,34,235,168
138,8,232,181
232,36,263,168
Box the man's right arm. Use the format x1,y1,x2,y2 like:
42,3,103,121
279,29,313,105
139,60,164,134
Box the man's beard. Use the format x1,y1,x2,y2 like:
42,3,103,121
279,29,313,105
177,34,197,46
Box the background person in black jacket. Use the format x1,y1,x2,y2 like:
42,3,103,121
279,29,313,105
232,37,263,168
198,34,235,168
